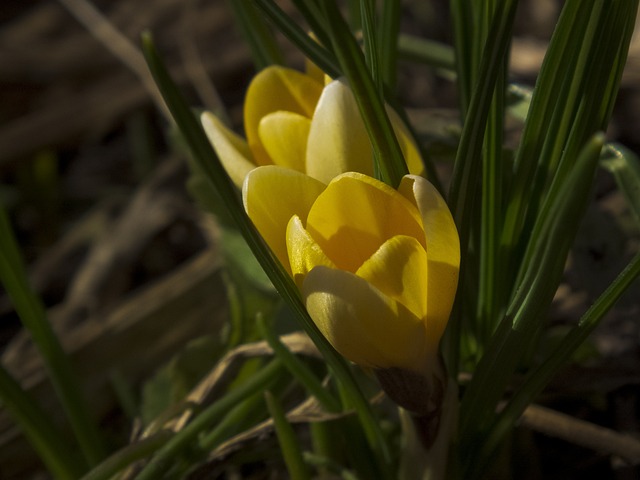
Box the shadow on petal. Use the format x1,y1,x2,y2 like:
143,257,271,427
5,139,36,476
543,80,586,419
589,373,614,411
303,266,429,372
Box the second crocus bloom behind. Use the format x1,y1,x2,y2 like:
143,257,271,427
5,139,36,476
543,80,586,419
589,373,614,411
202,65,425,187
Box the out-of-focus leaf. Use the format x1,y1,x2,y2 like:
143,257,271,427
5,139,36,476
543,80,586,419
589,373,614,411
220,227,275,293
506,83,532,122
141,336,223,426
601,143,640,225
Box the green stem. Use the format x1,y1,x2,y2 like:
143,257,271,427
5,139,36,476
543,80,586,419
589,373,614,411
80,431,173,480
379,0,401,89
225,0,284,69
266,391,311,480
136,360,283,480
253,0,341,77
199,390,267,451
258,316,341,412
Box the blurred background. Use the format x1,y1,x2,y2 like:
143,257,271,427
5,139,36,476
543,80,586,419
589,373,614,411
1,1,640,478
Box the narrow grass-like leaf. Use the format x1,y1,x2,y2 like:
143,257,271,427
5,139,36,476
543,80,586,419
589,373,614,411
459,133,604,451
200,390,267,451
310,421,341,475
142,33,393,477
512,0,605,263
396,34,455,72
601,143,640,224
347,0,362,30
444,0,518,374
258,316,341,412
225,0,284,69
0,207,105,467
252,0,341,78
514,0,638,289
322,0,407,188
501,0,596,265
360,0,382,92
477,59,507,344
379,0,401,89
0,365,82,479
593,0,639,128
265,391,311,480
471,248,640,478
448,0,517,250
449,0,476,118
476,0,508,344
290,0,333,53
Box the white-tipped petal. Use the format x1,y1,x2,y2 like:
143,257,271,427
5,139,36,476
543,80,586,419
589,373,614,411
306,79,374,183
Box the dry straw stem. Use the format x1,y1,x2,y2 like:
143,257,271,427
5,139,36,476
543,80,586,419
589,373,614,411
57,0,171,119
178,0,230,119
151,332,324,436
520,403,640,465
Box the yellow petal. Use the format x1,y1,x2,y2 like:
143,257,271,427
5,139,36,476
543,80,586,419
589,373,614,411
356,235,428,321
201,112,255,188
306,79,374,183
243,166,326,272
258,111,311,173
399,175,460,344
387,107,425,177
286,215,335,289
303,266,428,371
306,172,425,273
244,66,323,166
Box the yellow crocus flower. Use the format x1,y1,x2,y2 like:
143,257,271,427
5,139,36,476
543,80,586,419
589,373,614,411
202,65,425,187
243,166,460,375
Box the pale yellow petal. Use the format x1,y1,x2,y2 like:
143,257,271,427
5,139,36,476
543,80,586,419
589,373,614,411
399,175,460,343
201,112,255,188
286,215,335,289
387,107,425,177
244,66,323,166
356,235,428,320
243,166,326,272
303,266,428,371
306,79,374,183
306,172,425,273
258,112,311,173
